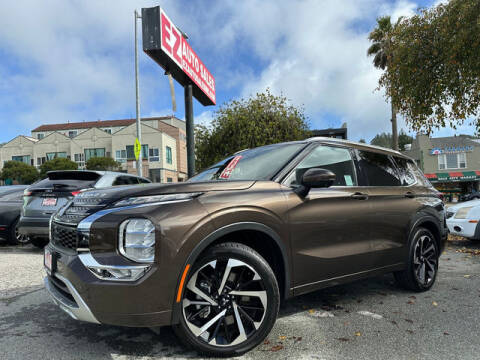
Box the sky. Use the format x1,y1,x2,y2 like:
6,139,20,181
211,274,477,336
0,0,475,144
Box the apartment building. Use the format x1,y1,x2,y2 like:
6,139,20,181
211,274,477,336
0,116,187,183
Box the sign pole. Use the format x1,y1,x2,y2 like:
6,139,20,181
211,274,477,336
134,9,142,177
184,83,195,178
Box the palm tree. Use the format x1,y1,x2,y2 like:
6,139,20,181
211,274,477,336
368,16,399,151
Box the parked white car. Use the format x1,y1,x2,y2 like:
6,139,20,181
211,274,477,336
446,199,480,241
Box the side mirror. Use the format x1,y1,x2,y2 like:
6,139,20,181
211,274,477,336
295,168,336,197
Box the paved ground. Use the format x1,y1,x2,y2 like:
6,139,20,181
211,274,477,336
0,238,479,360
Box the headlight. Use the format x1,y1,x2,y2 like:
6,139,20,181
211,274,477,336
119,219,155,263
454,207,473,219
113,192,202,207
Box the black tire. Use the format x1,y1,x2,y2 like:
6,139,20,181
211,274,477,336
7,217,30,246
173,242,280,357
394,227,439,292
30,237,49,249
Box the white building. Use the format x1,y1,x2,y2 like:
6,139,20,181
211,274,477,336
0,117,187,183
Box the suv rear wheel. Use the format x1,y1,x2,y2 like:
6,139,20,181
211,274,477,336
173,242,280,357
394,227,439,292
7,218,30,245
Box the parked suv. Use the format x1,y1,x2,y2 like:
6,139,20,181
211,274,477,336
19,170,150,248
44,138,447,356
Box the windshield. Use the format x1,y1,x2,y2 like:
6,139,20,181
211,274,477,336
189,143,305,182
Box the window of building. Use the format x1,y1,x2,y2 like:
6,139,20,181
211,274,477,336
357,151,401,186
126,145,135,160
149,169,161,183
74,153,85,168
12,155,31,164
142,144,149,160
37,157,46,166
104,128,112,134
167,177,173,183
46,152,67,160
149,148,159,161
84,148,105,161
285,145,357,187
437,153,467,170
115,150,127,163
166,146,172,164
68,130,77,138
37,133,44,140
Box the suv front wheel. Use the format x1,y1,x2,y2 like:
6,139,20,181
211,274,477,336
173,242,280,357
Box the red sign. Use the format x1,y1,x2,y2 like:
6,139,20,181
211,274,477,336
159,9,216,105
220,156,242,179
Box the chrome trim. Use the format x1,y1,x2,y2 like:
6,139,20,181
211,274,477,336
118,219,155,263
78,252,150,282
44,274,100,324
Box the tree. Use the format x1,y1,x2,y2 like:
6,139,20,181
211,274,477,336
359,138,366,143
370,130,414,151
39,158,78,177
368,16,400,150
380,0,480,134
195,90,310,171
1,161,39,184
86,157,121,171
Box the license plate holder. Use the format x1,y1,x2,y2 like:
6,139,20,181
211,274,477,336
42,198,57,206
44,248,57,274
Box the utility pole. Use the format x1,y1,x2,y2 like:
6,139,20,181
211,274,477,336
134,9,142,177
184,83,195,177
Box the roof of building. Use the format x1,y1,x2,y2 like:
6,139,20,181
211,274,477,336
31,116,177,132
429,135,479,147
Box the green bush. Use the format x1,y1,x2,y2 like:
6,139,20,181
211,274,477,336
39,158,78,177
86,157,121,171
1,161,39,184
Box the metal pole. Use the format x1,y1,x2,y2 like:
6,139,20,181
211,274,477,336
134,9,142,177
184,84,195,177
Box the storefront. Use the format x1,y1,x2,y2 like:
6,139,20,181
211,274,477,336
403,134,480,201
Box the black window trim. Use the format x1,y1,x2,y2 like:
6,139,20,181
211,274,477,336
279,142,359,189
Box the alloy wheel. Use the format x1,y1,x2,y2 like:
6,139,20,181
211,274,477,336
182,258,267,347
15,226,29,244
413,235,437,286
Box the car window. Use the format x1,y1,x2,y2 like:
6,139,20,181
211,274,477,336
285,145,357,187
357,151,401,186
393,157,416,186
138,178,151,184
189,143,306,182
113,176,140,186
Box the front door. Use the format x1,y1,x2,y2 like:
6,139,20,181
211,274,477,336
283,145,374,294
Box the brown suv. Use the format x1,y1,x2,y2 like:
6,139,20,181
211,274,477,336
44,138,447,356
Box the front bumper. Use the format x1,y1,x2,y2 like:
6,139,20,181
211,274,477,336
447,218,478,239
44,274,99,324
18,216,49,237
44,243,172,327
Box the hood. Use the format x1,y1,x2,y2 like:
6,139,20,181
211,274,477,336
77,180,255,205
447,199,480,212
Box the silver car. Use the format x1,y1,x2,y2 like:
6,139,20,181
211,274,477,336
18,170,151,248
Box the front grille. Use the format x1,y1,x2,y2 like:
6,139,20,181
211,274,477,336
51,222,78,250
446,211,455,219
54,198,106,225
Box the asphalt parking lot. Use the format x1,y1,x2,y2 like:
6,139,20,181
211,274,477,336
1,238,479,360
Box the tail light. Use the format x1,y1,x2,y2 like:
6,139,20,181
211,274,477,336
71,191,82,196
23,190,32,196
436,192,444,201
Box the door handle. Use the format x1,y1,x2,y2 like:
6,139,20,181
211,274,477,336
405,192,415,199
351,192,369,200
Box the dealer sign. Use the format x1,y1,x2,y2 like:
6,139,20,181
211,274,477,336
142,6,216,106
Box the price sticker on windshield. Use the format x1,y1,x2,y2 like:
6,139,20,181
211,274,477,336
220,156,242,179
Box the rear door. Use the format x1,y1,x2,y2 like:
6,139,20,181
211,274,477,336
355,151,417,268
23,172,101,218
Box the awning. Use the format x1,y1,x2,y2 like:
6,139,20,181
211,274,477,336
424,171,480,182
